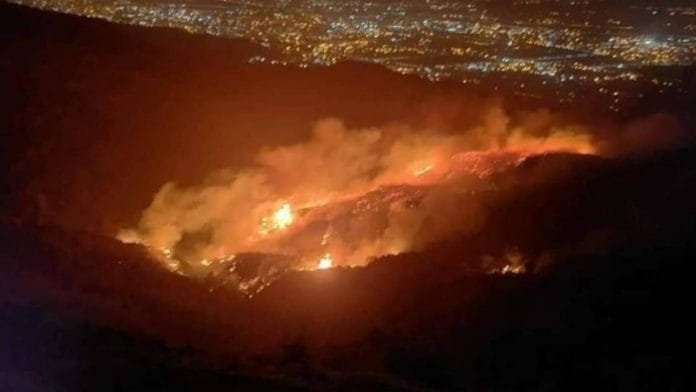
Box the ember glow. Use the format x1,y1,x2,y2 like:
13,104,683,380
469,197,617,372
413,164,434,177
118,108,605,293
317,253,333,270
259,203,294,235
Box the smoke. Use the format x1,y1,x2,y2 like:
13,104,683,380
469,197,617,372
119,103,686,276
598,113,688,156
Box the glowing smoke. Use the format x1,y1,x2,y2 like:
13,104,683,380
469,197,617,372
118,104,684,283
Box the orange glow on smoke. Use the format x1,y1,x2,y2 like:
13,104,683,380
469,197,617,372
119,116,603,294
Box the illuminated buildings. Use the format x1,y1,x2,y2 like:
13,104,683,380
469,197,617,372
12,0,695,111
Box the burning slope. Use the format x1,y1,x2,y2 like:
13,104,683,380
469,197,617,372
118,105,687,295
118,109,606,294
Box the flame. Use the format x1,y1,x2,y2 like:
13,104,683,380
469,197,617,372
259,203,294,234
273,203,294,229
119,113,607,293
413,164,434,177
317,253,333,270
501,264,525,274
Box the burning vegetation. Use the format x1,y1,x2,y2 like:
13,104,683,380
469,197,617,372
116,103,686,296
117,104,633,294
117,102,687,296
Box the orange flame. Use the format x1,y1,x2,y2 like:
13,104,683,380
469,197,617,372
259,203,294,235
317,253,333,270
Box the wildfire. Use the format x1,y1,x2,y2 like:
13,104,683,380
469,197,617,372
273,203,293,228
317,253,333,270
413,164,434,177
259,203,294,234
119,117,603,294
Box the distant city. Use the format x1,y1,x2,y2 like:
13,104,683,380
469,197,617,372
11,0,696,112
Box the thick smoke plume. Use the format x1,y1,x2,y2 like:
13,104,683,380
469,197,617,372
119,103,684,276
